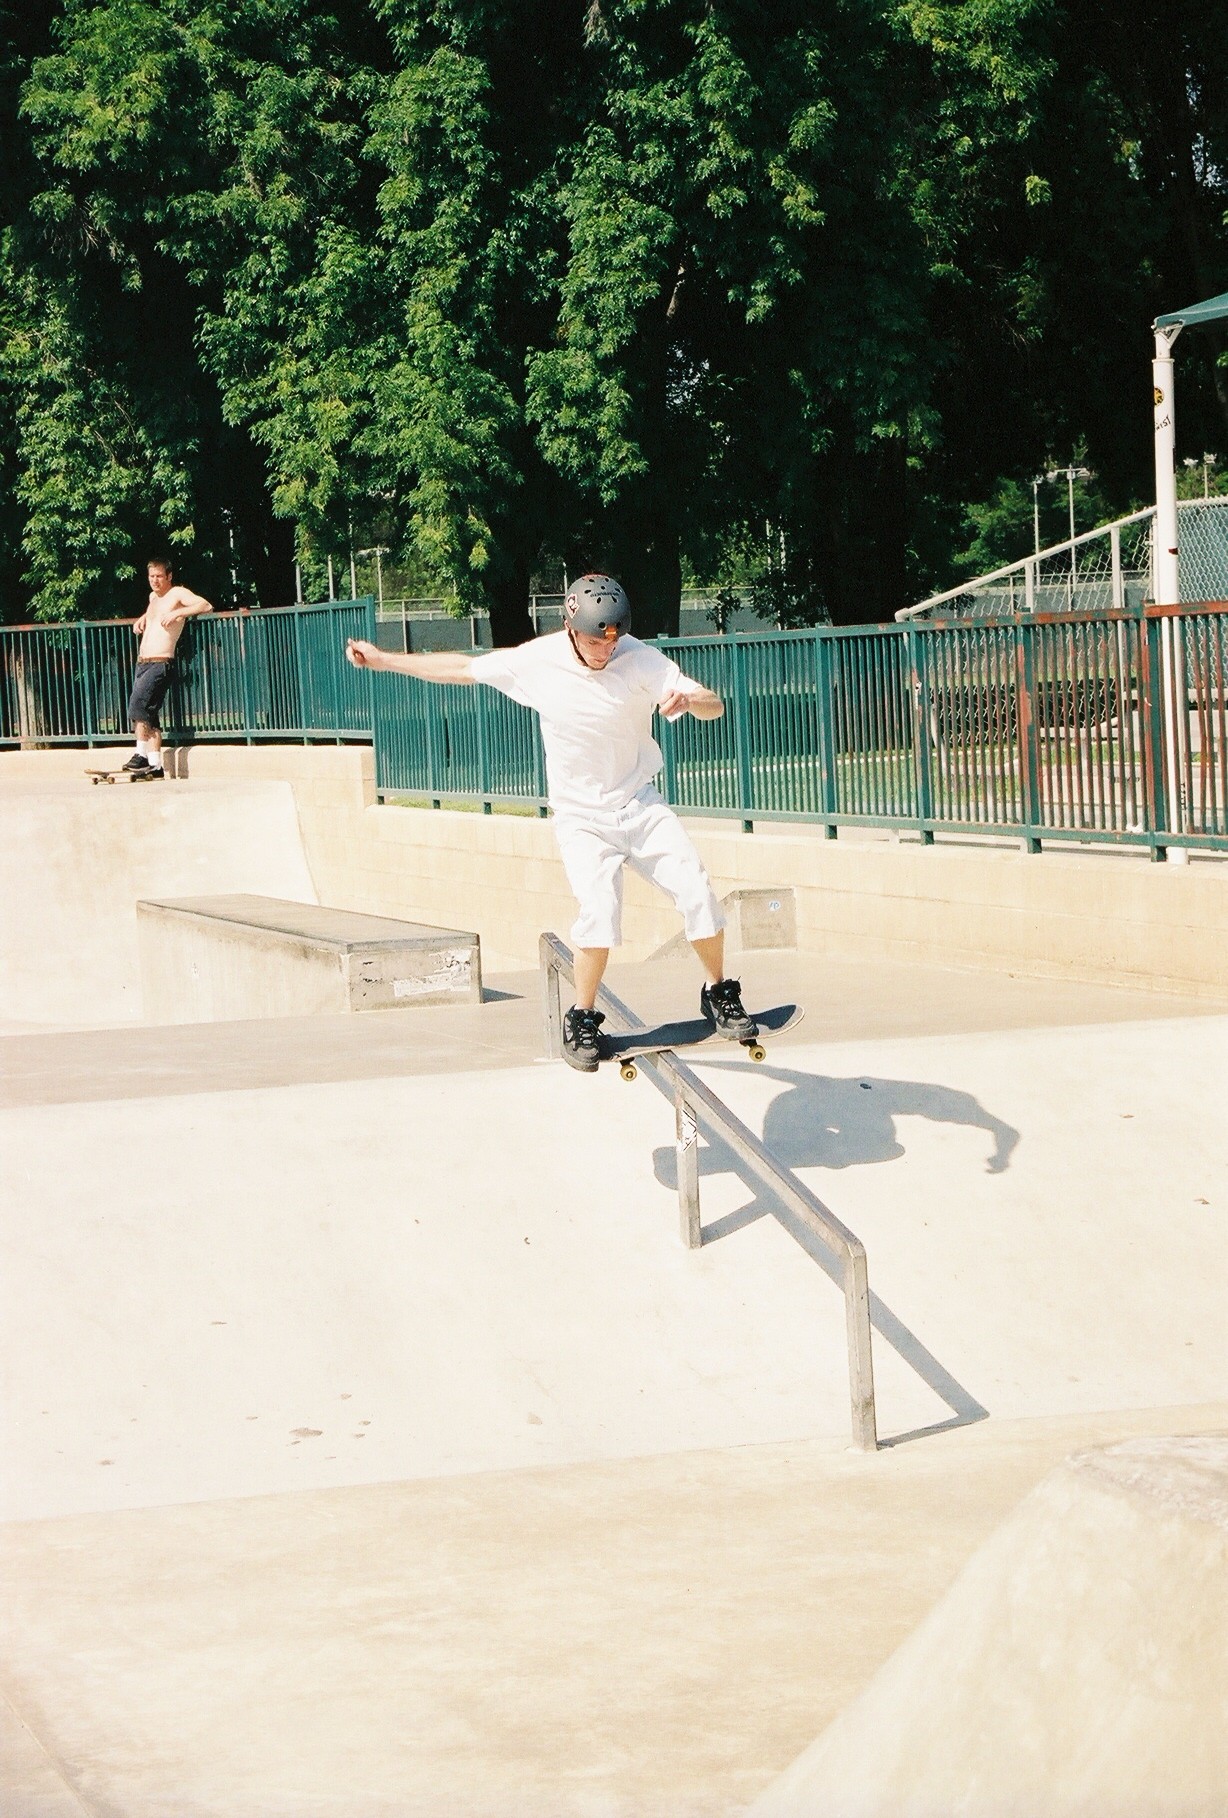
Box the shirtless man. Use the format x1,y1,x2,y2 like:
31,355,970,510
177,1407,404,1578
346,572,757,1071
123,557,213,774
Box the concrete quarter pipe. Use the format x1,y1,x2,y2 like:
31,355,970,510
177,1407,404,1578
0,778,317,1028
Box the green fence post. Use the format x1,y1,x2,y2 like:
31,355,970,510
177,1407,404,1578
239,613,255,744
477,683,492,811
1141,611,1170,860
427,686,443,806
78,623,97,747
292,608,307,743
907,628,933,843
362,596,376,741
325,610,341,743
730,639,755,832
816,631,839,837
1016,618,1043,852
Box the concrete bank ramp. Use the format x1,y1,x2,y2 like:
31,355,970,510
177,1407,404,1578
0,779,316,1027
746,1434,1228,1818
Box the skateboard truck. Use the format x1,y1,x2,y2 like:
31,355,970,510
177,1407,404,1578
618,1035,767,1082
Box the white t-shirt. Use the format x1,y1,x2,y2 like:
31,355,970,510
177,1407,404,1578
469,632,701,816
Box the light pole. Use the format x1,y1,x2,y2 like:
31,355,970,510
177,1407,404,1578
1032,467,1092,599
356,547,390,611
1046,465,1092,543
1042,465,1092,602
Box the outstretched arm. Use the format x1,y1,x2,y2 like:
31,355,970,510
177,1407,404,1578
346,640,476,685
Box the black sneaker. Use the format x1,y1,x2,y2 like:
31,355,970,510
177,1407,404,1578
562,1005,605,1073
122,752,150,772
701,978,758,1040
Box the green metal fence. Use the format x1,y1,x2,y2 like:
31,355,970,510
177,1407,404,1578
373,604,1228,857
6,595,1226,857
0,598,376,746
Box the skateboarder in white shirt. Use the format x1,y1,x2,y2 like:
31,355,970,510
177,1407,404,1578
346,573,757,1071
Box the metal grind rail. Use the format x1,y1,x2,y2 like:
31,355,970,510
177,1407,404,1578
539,933,878,1451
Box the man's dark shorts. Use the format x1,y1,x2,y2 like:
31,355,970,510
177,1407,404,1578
128,660,173,730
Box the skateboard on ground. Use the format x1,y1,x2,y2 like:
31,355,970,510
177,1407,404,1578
602,1004,804,1081
85,766,163,785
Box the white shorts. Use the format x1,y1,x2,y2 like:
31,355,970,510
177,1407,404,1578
553,787,726,950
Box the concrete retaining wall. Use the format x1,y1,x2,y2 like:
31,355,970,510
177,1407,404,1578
4,744,1227,999
173,744,1228,996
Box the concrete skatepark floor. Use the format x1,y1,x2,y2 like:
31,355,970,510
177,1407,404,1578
2,769,1227,1815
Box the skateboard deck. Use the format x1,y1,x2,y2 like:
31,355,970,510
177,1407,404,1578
85,767,163,785
602,1004,803,1080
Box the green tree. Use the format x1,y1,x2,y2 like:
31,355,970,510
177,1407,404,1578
894,0,1228,590
7,0,323,618
5,0,1227,630
526,0,933,628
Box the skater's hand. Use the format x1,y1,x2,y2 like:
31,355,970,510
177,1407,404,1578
133,614,146,635
658,687,693,721
346,638,384,671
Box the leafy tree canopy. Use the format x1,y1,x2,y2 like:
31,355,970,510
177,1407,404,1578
1,0,1226,630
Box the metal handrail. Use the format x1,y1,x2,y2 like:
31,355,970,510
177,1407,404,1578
895,507,1159,621
539,932,878,1450
897,496,1228,623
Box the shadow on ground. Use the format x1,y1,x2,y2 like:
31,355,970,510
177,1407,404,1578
653,1060,1020,1196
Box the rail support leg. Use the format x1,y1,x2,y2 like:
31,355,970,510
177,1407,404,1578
540,938,564,1060
845,1247,878,1451
676,1091,702,1250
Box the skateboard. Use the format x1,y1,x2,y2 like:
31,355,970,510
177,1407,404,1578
85,766,164,785
602,1004,804,1081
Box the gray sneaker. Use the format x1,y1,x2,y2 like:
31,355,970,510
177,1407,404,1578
700,978,758,1040
562,1006,605,1073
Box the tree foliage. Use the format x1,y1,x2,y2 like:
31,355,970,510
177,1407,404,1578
1,0,1226,629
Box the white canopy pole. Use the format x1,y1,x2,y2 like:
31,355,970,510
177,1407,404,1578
1152,321,1187,857
1152,324,1181,605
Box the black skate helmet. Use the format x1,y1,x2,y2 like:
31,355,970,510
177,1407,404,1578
563,572,631,641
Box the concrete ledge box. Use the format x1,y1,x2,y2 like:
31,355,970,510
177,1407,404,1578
138,894,482,1024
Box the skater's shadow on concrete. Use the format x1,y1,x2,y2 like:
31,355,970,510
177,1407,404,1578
652,1060,1020,1446
653,1062,1018,1208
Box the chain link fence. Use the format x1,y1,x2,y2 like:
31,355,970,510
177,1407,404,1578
898,499,1228,622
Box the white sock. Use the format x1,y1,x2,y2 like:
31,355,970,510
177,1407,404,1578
135,739,148,757
148,752,163,771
